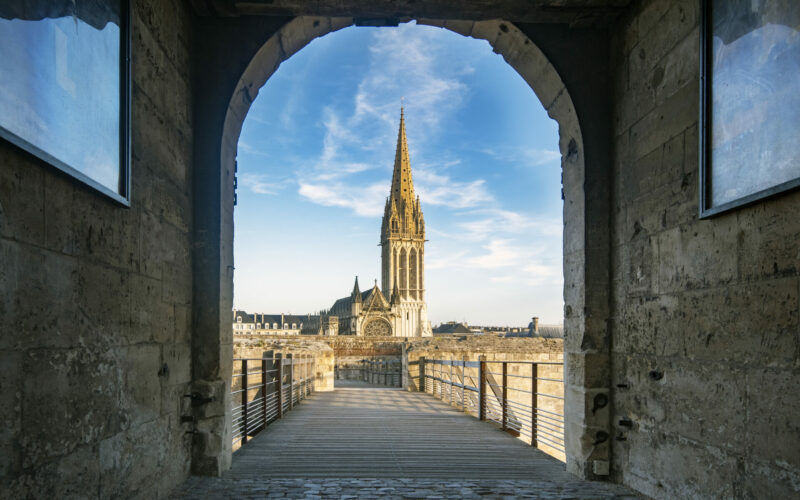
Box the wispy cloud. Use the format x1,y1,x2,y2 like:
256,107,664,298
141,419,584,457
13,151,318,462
414,168,493,209
298,181,387,217
239,173,293,195
458,208,562,241
238,140,269,157
481,146,561,168
296,22,478,217
467,239,523,269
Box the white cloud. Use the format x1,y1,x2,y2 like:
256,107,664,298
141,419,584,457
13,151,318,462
482,146,561,168
414,167,494,209
239,173,292,195
238,140,268,156
458,208,562,241
466,240,523,269
298,181,387,217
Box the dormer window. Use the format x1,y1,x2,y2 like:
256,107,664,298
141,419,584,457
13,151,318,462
237,316,242,323
273,323,278,329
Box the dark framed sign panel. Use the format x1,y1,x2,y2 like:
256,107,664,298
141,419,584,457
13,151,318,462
0,1,131,205
700,0,800,218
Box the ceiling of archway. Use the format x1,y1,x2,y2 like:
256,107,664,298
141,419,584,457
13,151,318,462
191,0,633,26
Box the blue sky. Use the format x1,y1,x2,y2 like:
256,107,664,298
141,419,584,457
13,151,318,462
233,22,563,326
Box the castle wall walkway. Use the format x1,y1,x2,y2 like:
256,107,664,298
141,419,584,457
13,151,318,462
174,381,638,498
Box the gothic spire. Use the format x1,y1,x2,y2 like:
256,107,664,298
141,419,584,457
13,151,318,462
352,276,361,302
390,106,415,206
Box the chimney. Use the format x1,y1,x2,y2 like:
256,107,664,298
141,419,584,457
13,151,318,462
532,317,539,334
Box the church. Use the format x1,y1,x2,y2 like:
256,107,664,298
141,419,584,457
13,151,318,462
313,108,432,337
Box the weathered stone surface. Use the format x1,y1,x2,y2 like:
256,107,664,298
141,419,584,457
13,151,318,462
611,0,800,497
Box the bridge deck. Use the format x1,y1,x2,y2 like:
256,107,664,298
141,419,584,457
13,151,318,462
175,382,639,498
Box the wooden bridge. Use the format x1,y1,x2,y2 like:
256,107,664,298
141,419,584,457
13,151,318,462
176,381,638,498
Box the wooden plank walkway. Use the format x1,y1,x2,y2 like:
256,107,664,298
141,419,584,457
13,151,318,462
175,381,640,498
227,381,574,480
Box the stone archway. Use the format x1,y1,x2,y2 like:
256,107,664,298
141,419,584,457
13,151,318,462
194,15,609,479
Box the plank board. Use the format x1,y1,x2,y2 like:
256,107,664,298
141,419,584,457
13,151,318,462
226,381,575,481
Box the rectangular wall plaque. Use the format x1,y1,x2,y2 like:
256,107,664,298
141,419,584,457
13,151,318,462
0,1,131,205
700,0,800,217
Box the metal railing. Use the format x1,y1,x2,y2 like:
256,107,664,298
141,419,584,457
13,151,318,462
360,358,402,387
420,356,565,458
231,354,316,449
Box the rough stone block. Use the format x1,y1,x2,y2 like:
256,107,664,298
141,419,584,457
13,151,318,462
0,350,21,480
139,210,190,279
121,344,162,428
661,359,747,454
22,347,126,467
629,0,697,77
0,145,44,246
743,456,800,499
655,218,738,294
629,80,698,162
99,418,168,498
615,294,683,357
680,278,798,366
746,368,800,468
5,443,100,499
131,274,175,344
736,194,800,282
624,432,738,500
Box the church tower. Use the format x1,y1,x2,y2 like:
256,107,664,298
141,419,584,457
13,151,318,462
381,107,431,337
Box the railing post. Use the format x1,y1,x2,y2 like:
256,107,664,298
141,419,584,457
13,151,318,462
287,353,294,410
461,357,466,412
419,357,425,392
276,353,283,419
502,361,508,431
261,358,267,431
306,356,312,396
439,362,444,400
478,355,486,421
448,359,453,406
241,359,248,444
531,363,539,447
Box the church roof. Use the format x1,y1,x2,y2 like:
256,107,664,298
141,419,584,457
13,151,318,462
433,322,471,334
233,310,317,326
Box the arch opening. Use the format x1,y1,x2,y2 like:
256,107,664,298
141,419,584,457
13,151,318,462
207,15,597,478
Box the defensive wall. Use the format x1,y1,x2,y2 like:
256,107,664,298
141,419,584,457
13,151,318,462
3,0,799,498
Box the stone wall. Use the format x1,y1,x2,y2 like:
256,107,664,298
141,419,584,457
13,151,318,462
0,1,195,497
233,336,335,392
610,0,800,498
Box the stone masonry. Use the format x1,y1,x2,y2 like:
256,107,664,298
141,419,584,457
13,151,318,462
1,1,799,499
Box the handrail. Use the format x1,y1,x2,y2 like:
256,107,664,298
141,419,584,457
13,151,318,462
359,358,401,387
419,356,565,459
231,354,316,450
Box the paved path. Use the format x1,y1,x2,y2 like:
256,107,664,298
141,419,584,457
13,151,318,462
175,382,639,498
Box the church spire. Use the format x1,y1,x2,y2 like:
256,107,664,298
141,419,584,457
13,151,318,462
390,106,415,206
352,276,361,302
